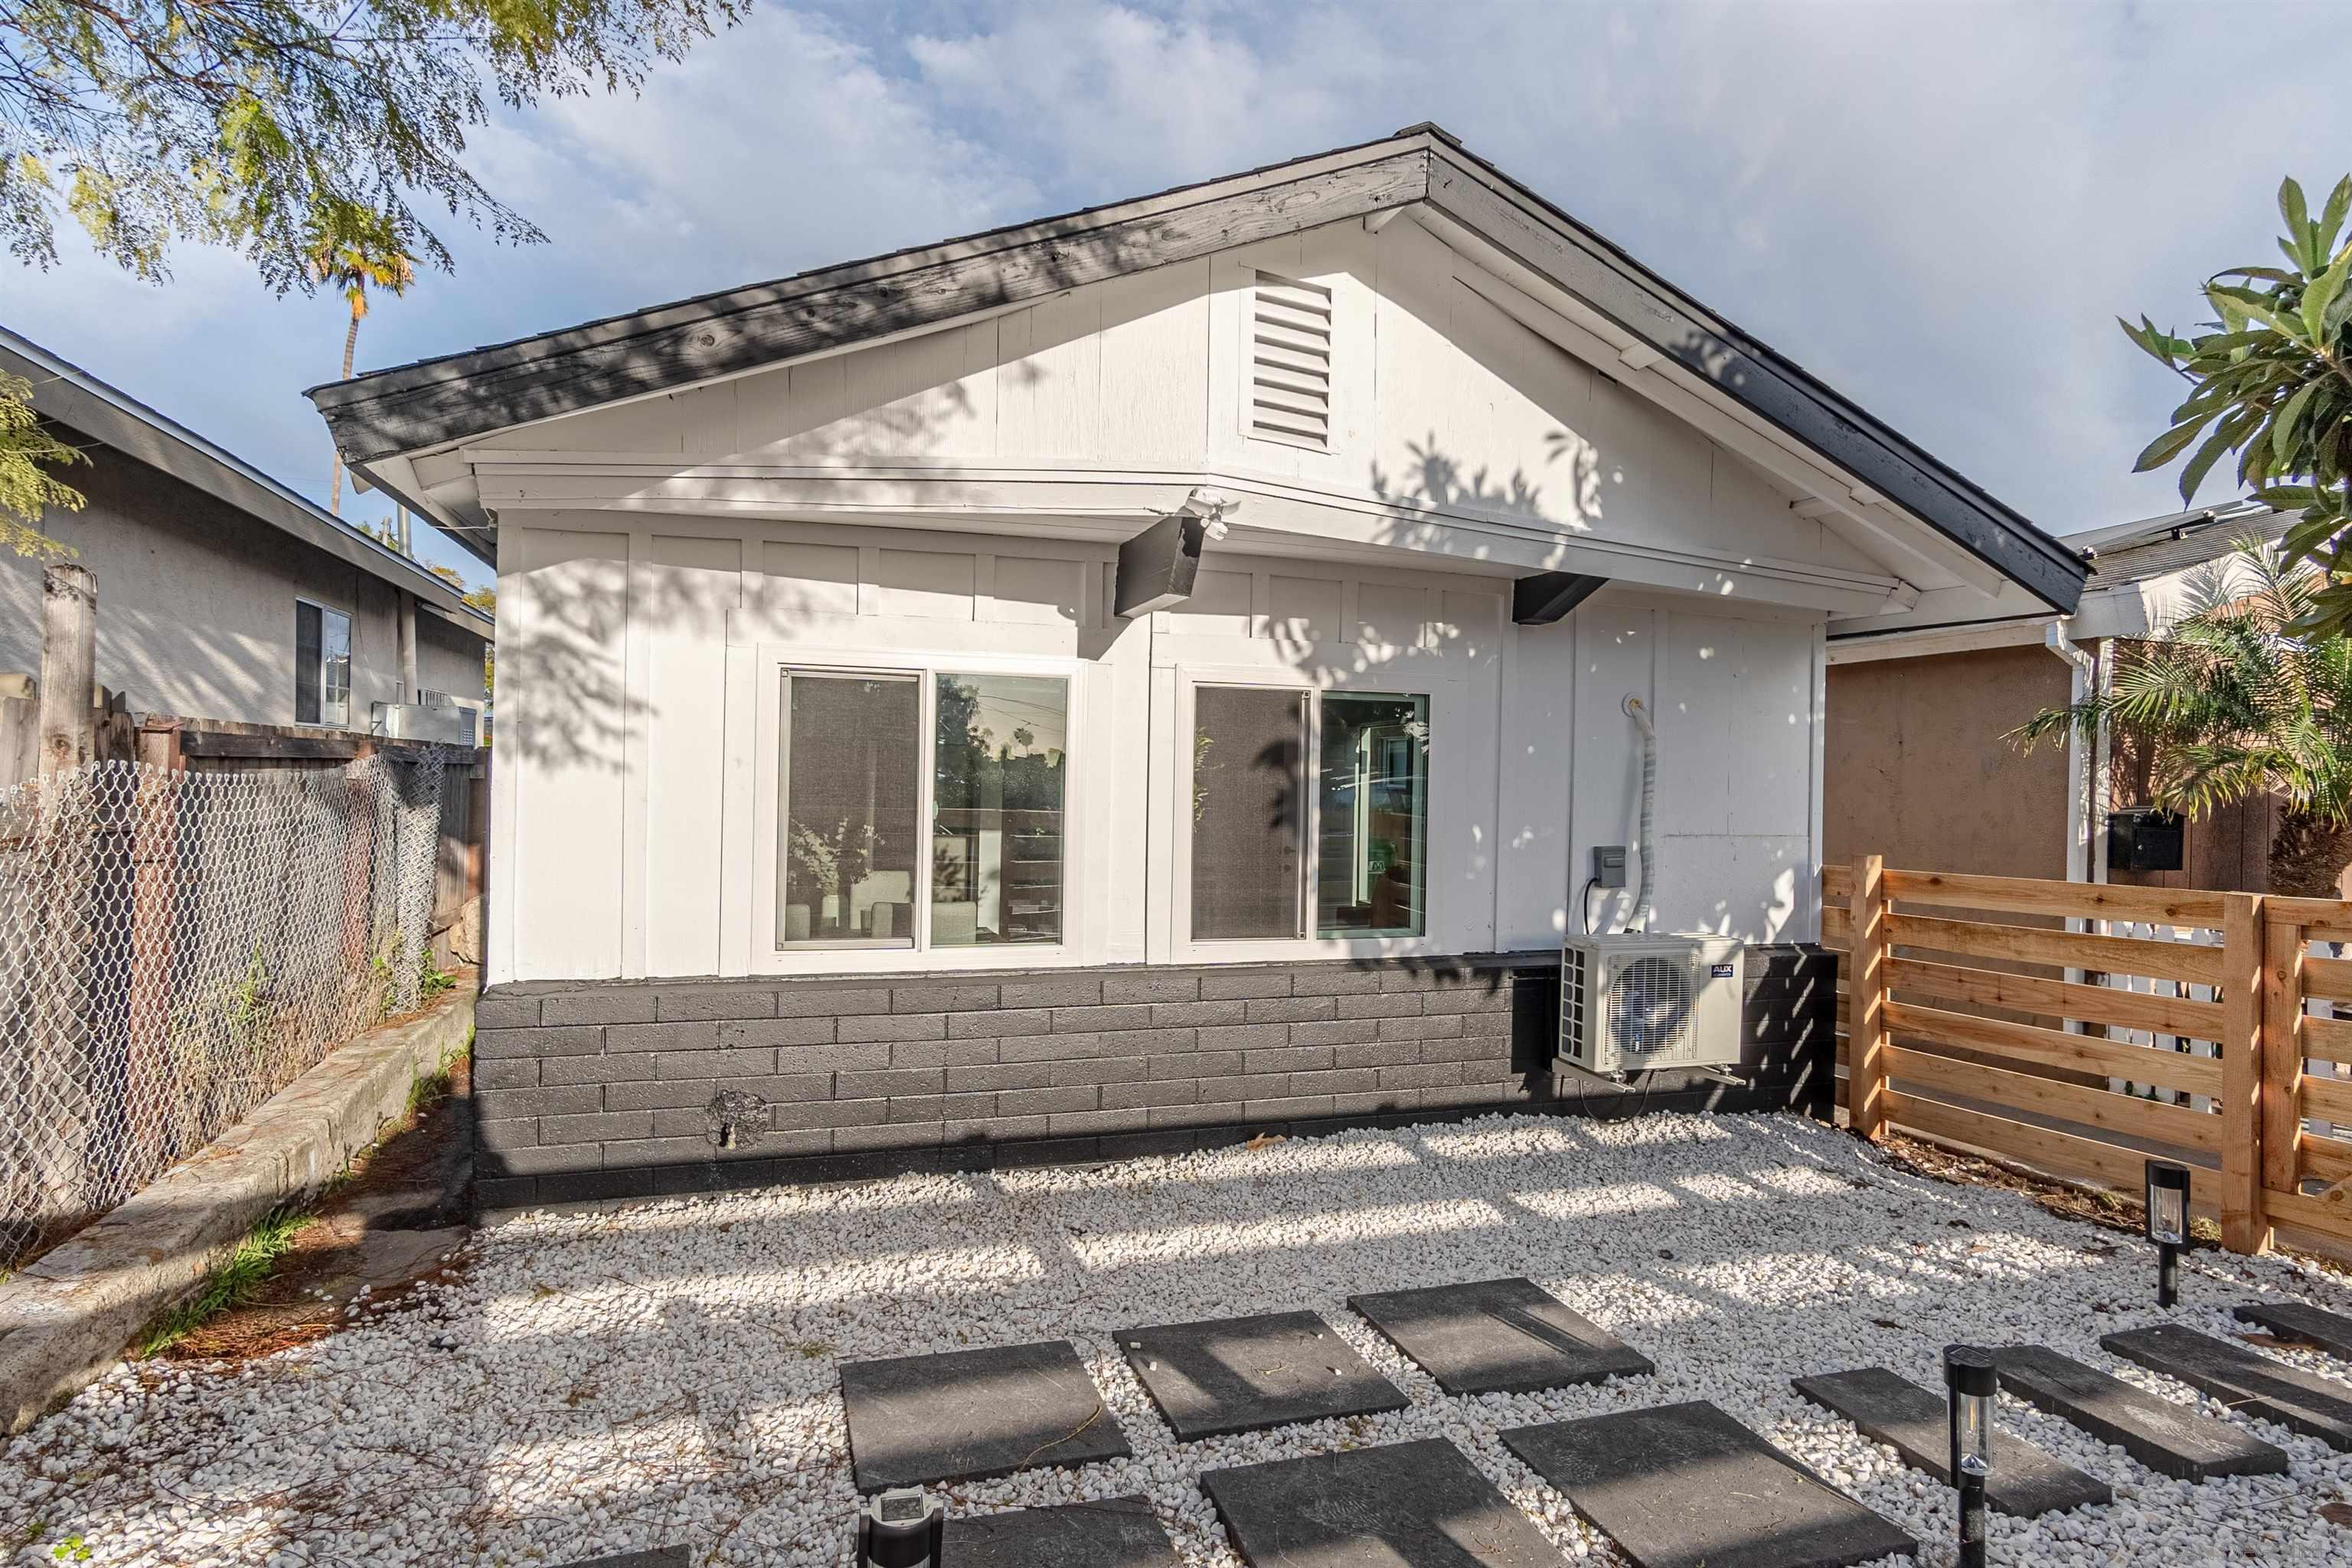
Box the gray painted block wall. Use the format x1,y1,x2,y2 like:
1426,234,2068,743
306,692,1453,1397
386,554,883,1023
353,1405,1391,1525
472,949,1835,1209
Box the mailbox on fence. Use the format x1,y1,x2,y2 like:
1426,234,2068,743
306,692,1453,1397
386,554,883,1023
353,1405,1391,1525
2106,807,2185,874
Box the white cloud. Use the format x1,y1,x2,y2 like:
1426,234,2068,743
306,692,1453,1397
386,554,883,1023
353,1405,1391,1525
485,8,1039,298
4,0,2345,555
906,2,1390,190
889,0,2347,530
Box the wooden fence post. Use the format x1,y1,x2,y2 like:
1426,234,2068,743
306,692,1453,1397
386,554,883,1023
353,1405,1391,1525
2220,893,2270,1254
37,564,96,775
1848,854,1893,1141
126,715,185,1170
2261,916,2305,1200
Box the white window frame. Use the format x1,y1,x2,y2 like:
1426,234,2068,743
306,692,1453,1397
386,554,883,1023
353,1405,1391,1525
293,596,354,729
749,644,1085,975
1171,665,1449,965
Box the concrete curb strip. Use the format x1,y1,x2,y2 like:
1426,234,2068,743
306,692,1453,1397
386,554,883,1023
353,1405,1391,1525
0,985,476,1435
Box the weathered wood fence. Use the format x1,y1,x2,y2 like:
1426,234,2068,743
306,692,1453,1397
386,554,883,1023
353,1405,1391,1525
1824,858,2352,1259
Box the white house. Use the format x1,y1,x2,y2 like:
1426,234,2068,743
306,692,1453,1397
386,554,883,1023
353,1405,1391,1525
312,125,2084,1205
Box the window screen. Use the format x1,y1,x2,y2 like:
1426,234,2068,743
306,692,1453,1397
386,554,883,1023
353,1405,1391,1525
932,674,1068,946
1191,686,1307,939
1316,694,1428,937
777,673,922,946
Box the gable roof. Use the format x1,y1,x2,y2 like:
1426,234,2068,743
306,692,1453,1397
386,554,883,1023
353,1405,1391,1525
4,326,492,635
309,122,2084,612
2072,500,2290,583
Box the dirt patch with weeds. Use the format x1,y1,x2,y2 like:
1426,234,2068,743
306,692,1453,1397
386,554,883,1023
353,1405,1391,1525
155,1053,475,1364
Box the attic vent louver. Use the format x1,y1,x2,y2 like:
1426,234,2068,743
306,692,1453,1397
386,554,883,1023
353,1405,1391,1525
1247,270,1334,450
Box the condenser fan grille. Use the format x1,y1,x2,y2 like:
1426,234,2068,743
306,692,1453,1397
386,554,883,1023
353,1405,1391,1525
1608,954,1694,1057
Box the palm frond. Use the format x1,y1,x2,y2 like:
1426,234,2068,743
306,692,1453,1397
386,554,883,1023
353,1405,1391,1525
2014,544,2352,825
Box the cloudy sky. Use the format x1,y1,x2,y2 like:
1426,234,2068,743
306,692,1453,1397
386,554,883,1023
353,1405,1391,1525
6,0,2341,589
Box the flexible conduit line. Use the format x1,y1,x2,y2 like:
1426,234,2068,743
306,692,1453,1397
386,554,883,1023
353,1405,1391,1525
1623,694,1655,933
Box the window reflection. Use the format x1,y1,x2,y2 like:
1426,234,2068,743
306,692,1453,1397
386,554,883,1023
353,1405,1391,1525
932,674,1068,946
1316,694,1427,937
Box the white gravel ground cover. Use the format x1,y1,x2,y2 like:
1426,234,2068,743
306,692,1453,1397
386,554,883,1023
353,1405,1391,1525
8,1110,2352,1567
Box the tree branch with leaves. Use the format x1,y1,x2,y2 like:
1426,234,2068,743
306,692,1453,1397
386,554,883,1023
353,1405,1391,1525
2122,175,2352,637
0,368,85,557
0,0,746,548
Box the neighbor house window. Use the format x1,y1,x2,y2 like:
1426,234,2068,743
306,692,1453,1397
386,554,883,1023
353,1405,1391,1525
775,668,1070,952
294,599,352,727
1191,687,1428,942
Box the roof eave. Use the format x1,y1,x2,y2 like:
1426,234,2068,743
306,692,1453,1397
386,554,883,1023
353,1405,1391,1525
309,129,1440,464
1416,144,2083,615
2,329,492,631
310,121,2084,615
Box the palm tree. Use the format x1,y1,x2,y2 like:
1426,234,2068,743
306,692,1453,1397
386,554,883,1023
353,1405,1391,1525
2014,544,2352,896
305,216,414,514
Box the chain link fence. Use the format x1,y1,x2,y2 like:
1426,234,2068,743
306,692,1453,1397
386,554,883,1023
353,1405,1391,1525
0,750,452,1271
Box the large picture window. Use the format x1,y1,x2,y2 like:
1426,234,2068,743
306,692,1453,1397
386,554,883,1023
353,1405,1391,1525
774,667,1069,952
1190,686,1428,942
294,599,352,727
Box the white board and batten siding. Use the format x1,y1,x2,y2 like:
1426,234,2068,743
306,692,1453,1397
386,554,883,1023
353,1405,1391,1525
495,514,1824,983
487,214,1843,984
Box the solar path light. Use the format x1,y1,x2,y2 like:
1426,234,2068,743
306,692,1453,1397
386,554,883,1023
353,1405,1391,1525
1944,1344,1995,1568
856,1488,944,1567
2145,1158,2190,1308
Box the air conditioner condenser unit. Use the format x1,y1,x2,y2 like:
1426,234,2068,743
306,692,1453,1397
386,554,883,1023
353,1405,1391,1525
1559,933,1745,1078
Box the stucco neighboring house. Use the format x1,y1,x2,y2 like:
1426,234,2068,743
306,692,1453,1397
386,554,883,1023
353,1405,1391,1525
1824,499,2317,894
1,325,492,740
310,123,2084,1205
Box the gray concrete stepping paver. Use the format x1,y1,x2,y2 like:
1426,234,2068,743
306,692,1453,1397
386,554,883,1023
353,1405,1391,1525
838,1339,1129,1491
1199,1436,1567,1566
1500,1400,1918,1568
943,1495,1181,1568
1347,1276,1655,1395
1115,1310,1408,1440
1792,1366,2111,1517
2102,1323,2352,1453
1994,1344,2288,1481
552,1550,689,1568
2234,1300,2352,1360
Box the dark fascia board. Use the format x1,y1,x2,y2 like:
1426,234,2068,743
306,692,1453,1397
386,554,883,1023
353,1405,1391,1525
2,328,493,635
308,133,1435,463
308,121,2083,614
1417,145,2085,614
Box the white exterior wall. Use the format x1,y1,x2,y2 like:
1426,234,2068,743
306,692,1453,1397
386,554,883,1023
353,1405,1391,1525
492,514,1821,982
484,218,1842,983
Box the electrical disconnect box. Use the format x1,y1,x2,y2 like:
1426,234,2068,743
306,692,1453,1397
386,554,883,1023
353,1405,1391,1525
2107,808,2185,874
1592,844,1628,890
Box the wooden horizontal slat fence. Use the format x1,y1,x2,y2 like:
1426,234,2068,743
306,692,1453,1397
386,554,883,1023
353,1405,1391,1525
1824,857,2352,1259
